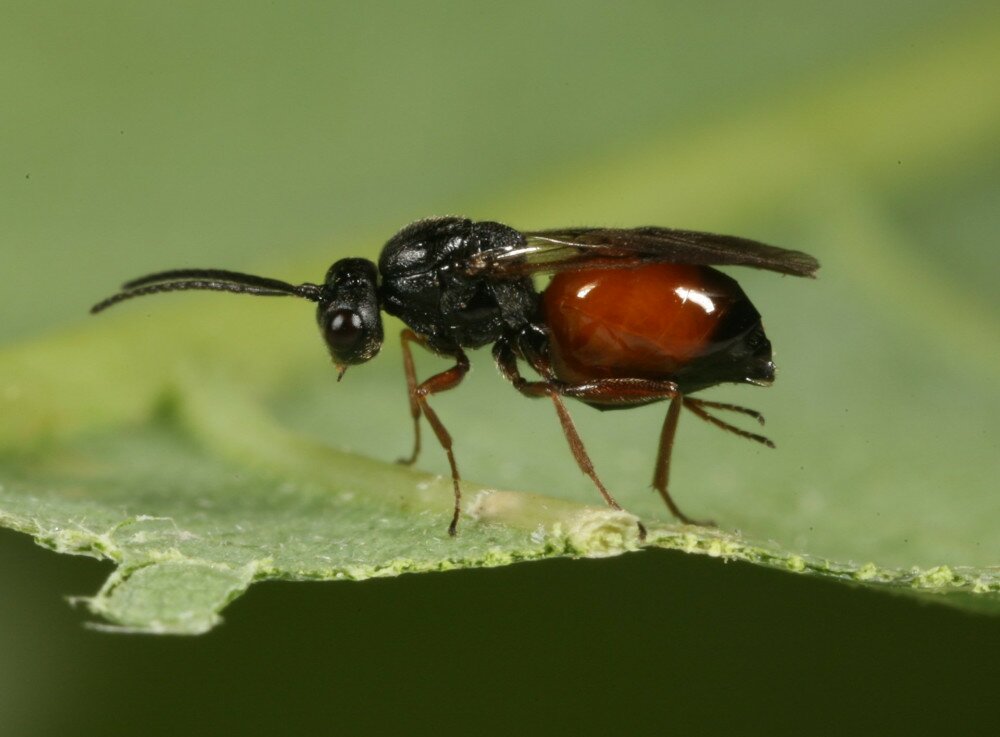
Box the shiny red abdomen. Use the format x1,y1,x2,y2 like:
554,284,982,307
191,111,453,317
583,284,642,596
542,263,769,390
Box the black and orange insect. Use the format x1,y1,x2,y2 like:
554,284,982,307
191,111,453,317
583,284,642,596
92,216,819,535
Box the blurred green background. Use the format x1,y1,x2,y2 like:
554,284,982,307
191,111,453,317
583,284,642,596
2,1,998,734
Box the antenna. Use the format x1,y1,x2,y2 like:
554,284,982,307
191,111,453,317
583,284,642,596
90,268,322,314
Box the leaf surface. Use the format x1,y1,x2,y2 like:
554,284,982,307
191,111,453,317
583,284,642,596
2,10,998,632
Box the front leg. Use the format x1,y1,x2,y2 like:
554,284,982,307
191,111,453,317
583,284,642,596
397,329,424,465
398,329,470,535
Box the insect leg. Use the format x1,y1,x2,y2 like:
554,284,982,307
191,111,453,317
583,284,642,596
397,329,423,465
549,390,625,512
400,330,470,535
651,394,714,526
683,398,774,447
546,381,712,527
684,398,766,427
495,339,711,527
499,343,702,535
493,340,627,512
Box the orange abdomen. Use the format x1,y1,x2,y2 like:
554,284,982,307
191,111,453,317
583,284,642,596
542,263,771,392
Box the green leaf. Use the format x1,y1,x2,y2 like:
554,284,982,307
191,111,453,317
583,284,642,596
2,10,999,632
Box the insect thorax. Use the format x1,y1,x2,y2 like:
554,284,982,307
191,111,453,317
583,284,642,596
377,216,538,353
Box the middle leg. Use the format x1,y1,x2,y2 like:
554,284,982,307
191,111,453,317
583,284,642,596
495,340,684,531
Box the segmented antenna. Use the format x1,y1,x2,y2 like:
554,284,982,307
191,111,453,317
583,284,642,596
90,269,322,314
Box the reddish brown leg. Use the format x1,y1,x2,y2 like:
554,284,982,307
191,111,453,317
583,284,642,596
494,341,693,536
399,329,470,535
397,329,423,465
684,398,775,447
546,388,651,540
652,394,713,526
685,398,766,426
546,390,624,512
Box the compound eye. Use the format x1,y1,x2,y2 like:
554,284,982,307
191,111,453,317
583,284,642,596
325,308,363,351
